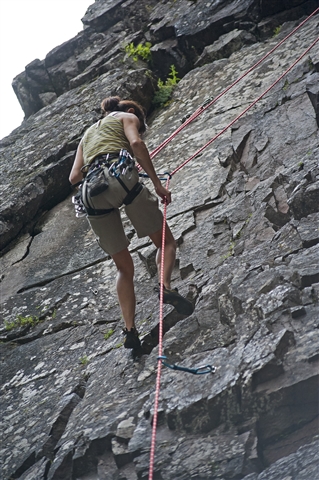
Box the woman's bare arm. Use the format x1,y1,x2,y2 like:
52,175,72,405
69,142,84,185
122,114,172,204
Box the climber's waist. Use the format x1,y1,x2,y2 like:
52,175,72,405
81,153,120,174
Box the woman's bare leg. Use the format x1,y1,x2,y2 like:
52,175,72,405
112,248,136,330
149,224,176,289
150,223,194,315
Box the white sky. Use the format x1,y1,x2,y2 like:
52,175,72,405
0,0,94,140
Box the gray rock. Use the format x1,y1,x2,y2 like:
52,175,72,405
243,439,319,480
195,29,256,68
1,3,319,480
116,417,136,440
296,212,319,247
289,243,319,288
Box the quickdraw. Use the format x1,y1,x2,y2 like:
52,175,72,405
108,149,135,180
158,356,216,375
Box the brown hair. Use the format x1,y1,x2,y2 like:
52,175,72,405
101,96,147,133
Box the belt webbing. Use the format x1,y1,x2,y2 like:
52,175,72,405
85,206,114,216
123,182,143,205
115,175,143,205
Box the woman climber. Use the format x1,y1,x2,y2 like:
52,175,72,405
69,96,194,350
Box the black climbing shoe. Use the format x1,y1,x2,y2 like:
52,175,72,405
159,286,194,316
123,327,141,349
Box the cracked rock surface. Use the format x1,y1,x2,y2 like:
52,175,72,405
0,1,319,479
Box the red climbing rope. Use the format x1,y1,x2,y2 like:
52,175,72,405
170,35,319,177
149,7,319,160
148,34,319,479
148,179,169,480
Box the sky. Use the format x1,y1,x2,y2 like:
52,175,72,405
0,0,94,140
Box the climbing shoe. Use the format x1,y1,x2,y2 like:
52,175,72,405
158,286,194,316
123,327,141,349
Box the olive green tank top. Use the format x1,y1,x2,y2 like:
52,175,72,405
82,115,133,165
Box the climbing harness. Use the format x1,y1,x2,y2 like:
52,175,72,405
82,162,109,198
107,149,144,205
72,153,117,217
80,152,119,174
148,23,319,479
73,184,114,217
72,150,143,217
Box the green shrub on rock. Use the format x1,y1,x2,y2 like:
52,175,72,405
124,42,152,62
153,65,180,108
4,314,40,331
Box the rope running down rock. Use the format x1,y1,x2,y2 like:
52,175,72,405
148,31,319,480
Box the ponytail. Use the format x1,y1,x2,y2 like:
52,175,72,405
100,96,147,133
100,96,121,113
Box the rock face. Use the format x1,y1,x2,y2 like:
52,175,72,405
0,1,319,479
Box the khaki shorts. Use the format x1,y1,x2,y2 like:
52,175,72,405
84,167,163,256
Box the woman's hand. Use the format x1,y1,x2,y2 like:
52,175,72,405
155,183,172,205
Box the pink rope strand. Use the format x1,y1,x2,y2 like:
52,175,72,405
171,35,319,177
148,178,170,480
147,34,318,478
149,7,319,160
